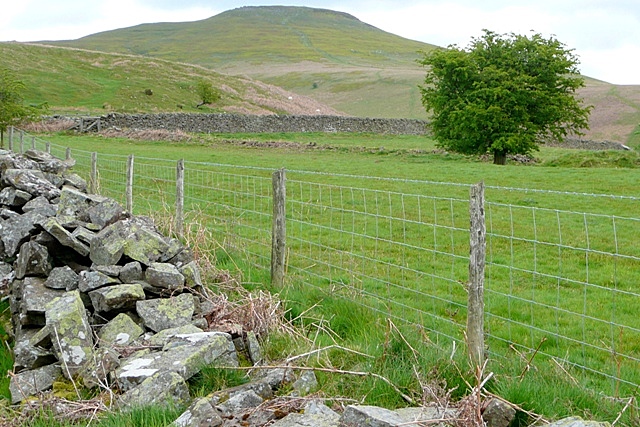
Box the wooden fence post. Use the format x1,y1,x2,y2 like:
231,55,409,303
31,136,36,150
8,126,13,150
19,131,24,153
467,181,486,368
90,152,98,194
176,159,184,239
271,168,286,288
46,142,51,153
126,154,134,214
65,147,71,161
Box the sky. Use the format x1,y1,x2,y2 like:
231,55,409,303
2,0,639,85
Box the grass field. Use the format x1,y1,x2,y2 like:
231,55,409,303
5,129,635,425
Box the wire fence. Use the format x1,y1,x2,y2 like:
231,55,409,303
8,128,640,399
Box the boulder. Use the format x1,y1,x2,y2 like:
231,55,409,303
170,397,223,427
118,371,191,410
78,270,120,293
145,262,185,290
89,283,146,313
89,220,129,265
9,363,62,404
98,313,144,347
123,223,171,265
0,210,46,256
1,168,61,200
14,241,53,279
483,398,517,427
44,266,79,290
40,217,90,257
544,417,611,427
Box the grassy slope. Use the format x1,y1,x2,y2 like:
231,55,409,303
0,42,339,116
43,5,640,144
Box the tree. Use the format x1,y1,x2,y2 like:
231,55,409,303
0,68,40,147
418,30,591,165
195,79,221,108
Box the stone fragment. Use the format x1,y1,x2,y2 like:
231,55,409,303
246,330,262,365
216,389,264,416
40,217,90,257
171,397,223,427
270,413,340,427
71,227,96,246
483,397,517,427
22,195,57,216
90,220,130,265
87,198,127,228
57,185,107,221
78,270,120,293
44,266,79,290
14,241,53,279
0,210,46,256
115,331,238,391
45,290,95,379
0,187,32,207
63,173,87,191
98,313,144,347
136,293,194,332
20,277,66,326
119,371,191,410
119,261,143,283
179,261,203,289
91,264,122,277
78,346,120,389
340,405,406,427
123,223,171,265
24,149,73,174
89,283,146,313
1,168,61,200
146,324,203,347
545,417,611,427
13,329,56,371
145,262,185,289
291,370,318,397
9,363,62,404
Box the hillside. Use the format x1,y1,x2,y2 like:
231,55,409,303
0,42,341,116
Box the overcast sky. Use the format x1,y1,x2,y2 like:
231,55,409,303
2,0,639,85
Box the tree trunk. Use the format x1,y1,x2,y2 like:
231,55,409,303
493,151,507,165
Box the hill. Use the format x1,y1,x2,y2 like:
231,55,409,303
0,42,341,116
18,6,640,144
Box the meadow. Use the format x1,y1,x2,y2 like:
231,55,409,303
1,129,635,425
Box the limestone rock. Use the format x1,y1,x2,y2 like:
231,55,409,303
119,371,191,410
119,261,143,283
145,262,185,290
24,149,73,174
291,370,318,397
45,290,95,379
123,223,171,265
78,270,120,293
79,346,120,389
44,266,79,290
146,324,204,347
89,220,129,265
89,283,146,313
14,241,53,279
87,198,127,228
40,217,90,257
2,168,61,200
179,261,203,289
57,185,107,221
19,277,66,326
9,363,62,404
0,210,46,256
171,397,223,427
216,389,264,416
98,313,144,347
272,413,340,427
136,293,194,332
22,195,57,216
0,187,32,207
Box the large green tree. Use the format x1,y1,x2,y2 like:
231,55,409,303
418,30,591,164
0,68,41,147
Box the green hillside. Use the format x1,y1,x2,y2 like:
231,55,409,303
0,42,338,116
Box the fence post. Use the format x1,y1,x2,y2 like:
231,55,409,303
467,181,486,368
46,142,51,153
8,126,13,150
90,152,98,194
176,159,184,239
126,154,134,214
271,168,286,288
65,147,71,160
19,131,24,153
31,136,36,150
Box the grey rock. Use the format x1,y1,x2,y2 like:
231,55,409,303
79,346,120,389
2,168,61,200
123,223,171,265
13,329,56,371
119,371,191,410
0,187,32,207
119,261,143,283
136,293,194,332
98,313,144,347
216,389,264,416
0,210,46,256
145,262,185,290
14,241,53,279
78,270,120,293
292,370,318,397
246,330,262,365
545,416,611,427
340,405,406,427
115,331,238,391
71,226,96,246
9,363,62,404
89,283,146,313
20,277,65,326
45,290,95,379
273,413,340,427
396,407,456,426
483,398,517,427
87,198,127,228
304,400,340,420
24,149,73,174
57,185,107,221
63,173,88,191
146,324,204,347
22,195,57,216
171,397,223,427
91,263,122,277
179,261,203,289
89,220,129,265
44,266,79,290
40,217,90,257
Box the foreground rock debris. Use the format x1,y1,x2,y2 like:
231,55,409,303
0,149,609,427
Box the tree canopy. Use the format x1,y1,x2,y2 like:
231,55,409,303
195,79,221,108
418,30,591,164
0,67,41,146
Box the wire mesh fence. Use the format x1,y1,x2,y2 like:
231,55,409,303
8,128,640,399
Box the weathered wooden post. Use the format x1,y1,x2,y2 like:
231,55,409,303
65,147,71,161
45,142,51,153
467,181,486,368
176,159,185,239
19,130,24,153
8,126,14,150
271,168,286,288
90,152,98,194
126,154,134,214
31,136,36,150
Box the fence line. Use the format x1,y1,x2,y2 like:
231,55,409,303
7,127,640,400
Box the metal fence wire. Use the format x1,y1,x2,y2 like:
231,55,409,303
8,129,640,399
